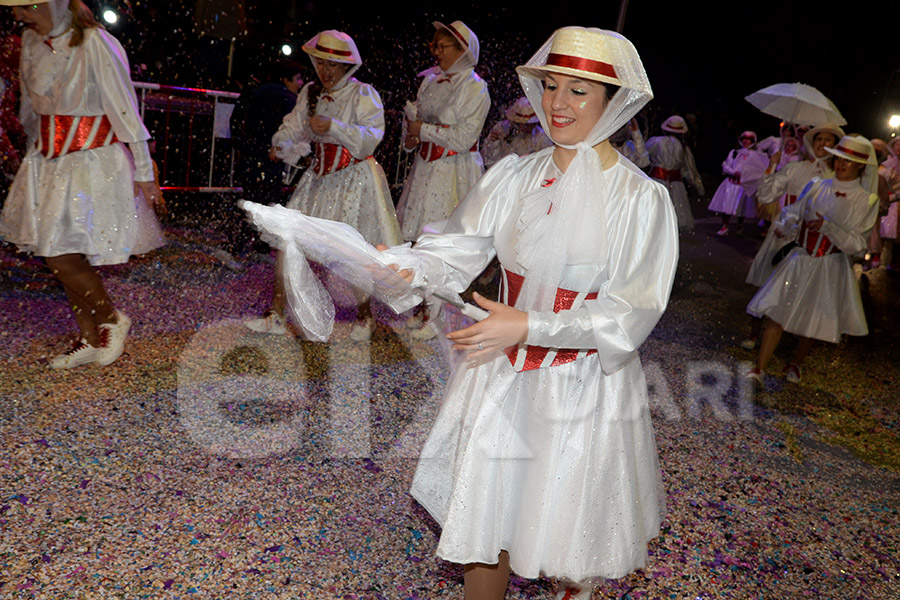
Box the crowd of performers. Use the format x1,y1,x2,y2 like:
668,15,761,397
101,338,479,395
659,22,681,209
703,121,897,386
0,1,897,599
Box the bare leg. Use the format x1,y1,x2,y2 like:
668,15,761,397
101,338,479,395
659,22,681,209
748,316,762,341
354,293,372,322
464,551,511,600
756,317,783,372
789,336,815,368
270,250,286,316
45,254,117,346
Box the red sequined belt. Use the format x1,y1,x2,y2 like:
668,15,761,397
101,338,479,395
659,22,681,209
784,194,798,206
799,220,839,257
649,166,682,181
418,141,478,162
37,114,119,159
501,268,598,372
314,142,371,176
728,174,741,184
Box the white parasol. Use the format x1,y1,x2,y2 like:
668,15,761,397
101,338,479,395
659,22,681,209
240,202,487,341
744,82,846,127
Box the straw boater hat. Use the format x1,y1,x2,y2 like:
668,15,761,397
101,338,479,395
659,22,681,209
825,135,877,166
302,30,362,66
433,20,480,65
661,115,688,134
803,123,844,148
505,97,539,124
516,27,626,88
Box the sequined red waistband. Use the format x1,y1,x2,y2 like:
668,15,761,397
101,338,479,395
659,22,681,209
501,268,598,372
314,142,370,176
37,114,118,159
418,124,478,162
650,166,682,181
799,220,839,257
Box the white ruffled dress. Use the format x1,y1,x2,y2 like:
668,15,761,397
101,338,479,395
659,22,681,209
391,148,678,582
0,27,163,265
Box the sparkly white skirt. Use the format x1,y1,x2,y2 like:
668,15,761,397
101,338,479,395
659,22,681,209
411,352,664,582
286,158,401,247
747,248,867,342
0,143,164,266
396,152,484,242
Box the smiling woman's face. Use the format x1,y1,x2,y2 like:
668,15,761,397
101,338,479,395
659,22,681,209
12,3,53,36
313,58,349,91
540,73,608,146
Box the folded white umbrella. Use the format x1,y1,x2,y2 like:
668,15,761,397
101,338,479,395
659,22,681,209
241,201,487,341
745,83,846,127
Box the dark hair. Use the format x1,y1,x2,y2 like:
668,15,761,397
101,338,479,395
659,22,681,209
69,0,101,48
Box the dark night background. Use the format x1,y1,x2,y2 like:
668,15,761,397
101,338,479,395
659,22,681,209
7,1,900,174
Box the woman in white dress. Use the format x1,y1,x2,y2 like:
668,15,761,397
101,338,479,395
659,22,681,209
243,30,401,341
396,20,490,339
746,135,879,384
397,20,490,241
740,123,843,349
707,131,767,235
645,115,704,230
0,0,164,369
382,26,678,600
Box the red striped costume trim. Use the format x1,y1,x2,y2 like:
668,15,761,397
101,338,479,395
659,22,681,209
313,142,370,176
37,115,118,159
314,43,352,58
546,53,618,80
799,220,839,257
501,268,598,372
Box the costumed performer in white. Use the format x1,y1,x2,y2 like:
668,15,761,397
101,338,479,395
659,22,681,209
381,26,678,600
0,0,164,369
646,115,704,230
741,123,843,350
707,131,767,235
746,135,879,385
609,117,650,170
482,96,552,168
243,30,401,342
396,20,490,340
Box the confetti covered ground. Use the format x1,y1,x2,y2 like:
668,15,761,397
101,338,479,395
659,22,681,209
1,214,899,599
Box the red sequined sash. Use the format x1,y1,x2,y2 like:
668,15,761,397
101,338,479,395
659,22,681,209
37,115,119,159
649,166,682,181
799,220,839,257
314,142,370,176
501,269,598,372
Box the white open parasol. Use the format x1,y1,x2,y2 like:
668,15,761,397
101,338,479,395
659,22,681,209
745,82,846,127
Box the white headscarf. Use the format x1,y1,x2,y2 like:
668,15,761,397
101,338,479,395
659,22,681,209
512,27,653,313
433,20,479,74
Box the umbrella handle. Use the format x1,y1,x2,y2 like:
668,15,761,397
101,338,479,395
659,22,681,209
460,303,490,321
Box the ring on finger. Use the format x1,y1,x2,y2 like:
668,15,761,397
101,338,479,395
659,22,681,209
477,342,484,350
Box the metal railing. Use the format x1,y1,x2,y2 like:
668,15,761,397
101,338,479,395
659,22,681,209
134,82,241,193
